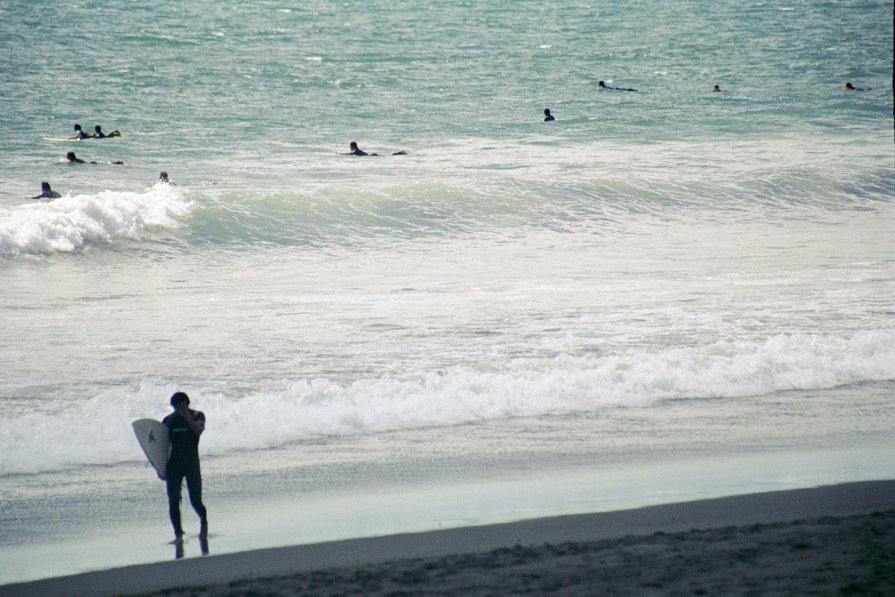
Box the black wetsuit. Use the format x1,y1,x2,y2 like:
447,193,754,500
163,409,207,537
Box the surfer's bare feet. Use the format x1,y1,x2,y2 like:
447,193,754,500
171,533,185,558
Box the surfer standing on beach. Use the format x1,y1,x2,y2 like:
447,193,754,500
163,392,208,547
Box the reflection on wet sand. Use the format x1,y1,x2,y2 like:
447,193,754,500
172,534,210,560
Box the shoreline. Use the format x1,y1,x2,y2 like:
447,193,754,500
3,480,893,596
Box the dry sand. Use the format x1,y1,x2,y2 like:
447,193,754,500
3,480,893,596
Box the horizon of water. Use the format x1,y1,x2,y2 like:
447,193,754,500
1,0,893,585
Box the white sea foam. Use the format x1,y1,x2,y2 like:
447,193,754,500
1,330,891,476
0,185,192,256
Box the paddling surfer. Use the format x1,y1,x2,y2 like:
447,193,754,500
163,392,208,545
72,123,92,139
342,141,407,156
598,80,638,92
343,141,377,156
93,125,121,138
32,182,61,199
65,151,124,165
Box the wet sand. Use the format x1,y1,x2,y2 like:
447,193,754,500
3,480,893,596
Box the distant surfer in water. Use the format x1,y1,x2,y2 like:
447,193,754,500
93,125,121,138
544,108,555,121
713,84,722,93
32,182,61,199
342,141,407,156
66,151,124,165
159,171,173,184
845,82,872,92
72,123,92,139
163,392,208,546
598,80,638,92
344,141,375,156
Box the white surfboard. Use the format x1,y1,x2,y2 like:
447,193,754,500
132,418,171,480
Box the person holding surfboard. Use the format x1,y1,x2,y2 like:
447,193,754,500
163,392,208,544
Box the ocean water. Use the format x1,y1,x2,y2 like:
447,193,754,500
1,0,893,584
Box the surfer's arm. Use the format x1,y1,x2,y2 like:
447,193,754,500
176,403,205,437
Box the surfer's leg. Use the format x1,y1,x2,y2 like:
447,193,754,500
185,459,208,527
166,466,185,538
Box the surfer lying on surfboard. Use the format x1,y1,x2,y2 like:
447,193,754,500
342,141,408,156
65,151,124,165
598,80,638,92
60,123,122,140
72,124,92,139
92,125,121,138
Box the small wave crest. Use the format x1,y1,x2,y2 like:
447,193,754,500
1,330,892,475
0,184,192,257
186,154,893,249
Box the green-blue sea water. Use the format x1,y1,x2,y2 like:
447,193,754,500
0,0,893,584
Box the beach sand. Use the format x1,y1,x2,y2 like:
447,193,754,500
4,480,893,596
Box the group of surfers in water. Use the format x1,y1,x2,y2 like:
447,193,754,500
542,80,873,121
33,79,875,199
32,170,172,200
71,123,122,139
32,122,132,198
